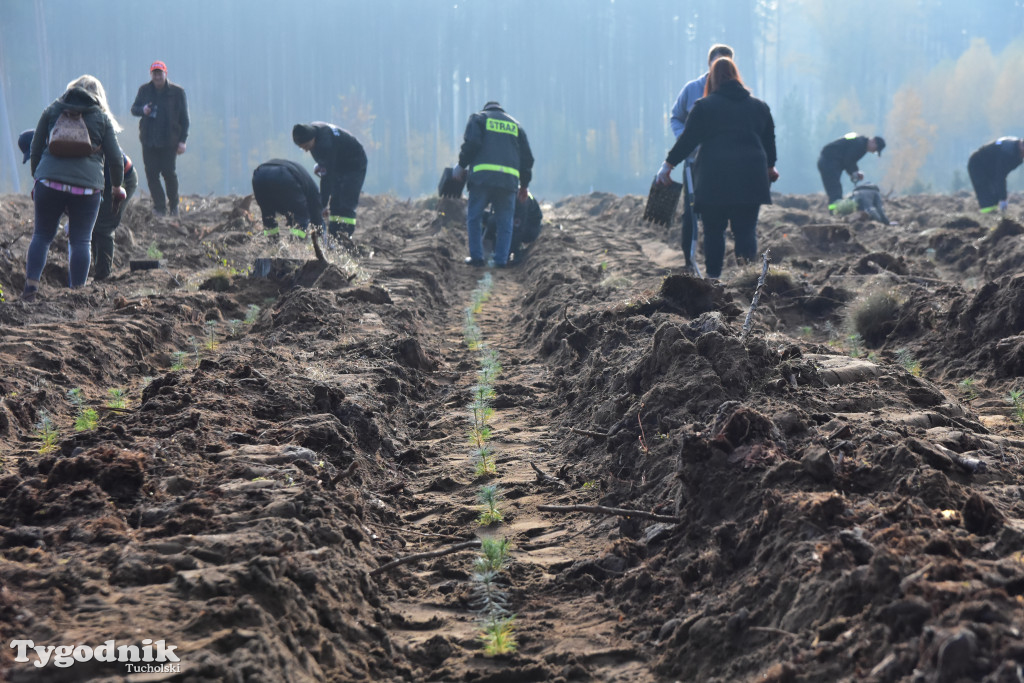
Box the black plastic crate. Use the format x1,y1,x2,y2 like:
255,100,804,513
643,179,683,225
437,167,466,199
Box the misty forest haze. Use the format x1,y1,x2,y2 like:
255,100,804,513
1,0,1023,201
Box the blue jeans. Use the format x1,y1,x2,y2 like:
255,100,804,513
27,181,102,287
467,185,516,264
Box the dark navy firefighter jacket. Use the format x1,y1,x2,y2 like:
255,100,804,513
458,104,534,192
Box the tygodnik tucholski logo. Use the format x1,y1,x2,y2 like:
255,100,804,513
10,638,181,673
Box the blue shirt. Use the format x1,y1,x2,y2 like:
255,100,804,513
670,74,708,138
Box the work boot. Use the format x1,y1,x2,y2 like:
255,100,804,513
464,257,486,267
21,285,38,303
169,206,179,217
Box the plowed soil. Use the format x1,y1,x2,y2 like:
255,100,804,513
3,188,1024,682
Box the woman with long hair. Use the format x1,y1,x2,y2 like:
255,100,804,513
656,57,778,280
22,74,125,301
66,74,139,280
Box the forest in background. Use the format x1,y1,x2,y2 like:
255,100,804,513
1,0,1023,200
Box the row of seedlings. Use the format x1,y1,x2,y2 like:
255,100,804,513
463,273,517,655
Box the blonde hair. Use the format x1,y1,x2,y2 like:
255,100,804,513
65,74,122,133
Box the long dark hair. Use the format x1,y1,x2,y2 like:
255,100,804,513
704,57,747,97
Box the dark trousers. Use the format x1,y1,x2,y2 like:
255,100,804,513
26,182,102,287
967,153,1004,209
322,167,366,237
142,145,179,213
699,204,760,279
92,167,138,280
817,158,844,206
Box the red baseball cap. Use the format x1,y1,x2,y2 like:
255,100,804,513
150,61,166,72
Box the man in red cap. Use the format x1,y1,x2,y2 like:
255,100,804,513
131,60,189,216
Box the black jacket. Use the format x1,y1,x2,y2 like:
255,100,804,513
818,134,869,176
31,87,124,190
130,80,190,148
969,138,1023,188
308,123,367,175
666,80,776,208
458,104,534,192
252,159,324,227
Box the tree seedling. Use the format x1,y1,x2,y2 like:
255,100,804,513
480,616,517,656
474,446,497,476
171,350,188,371
36,410,59,454
958,377,977,400
68,388,98,431
244,304,261,325
1009,389,1024,427
106,387,128,410
204,320,219,351
847,333,864,358
476,537,511,574
477,484,504,526
895,348,922,377
146,242,164,260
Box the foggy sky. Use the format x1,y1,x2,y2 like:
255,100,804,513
2,0,1023,200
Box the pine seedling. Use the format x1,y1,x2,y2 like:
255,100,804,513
477,484,504,526
464,308,482,349
958,377,977,400
36,411,59,454
480,616,517,656
847,333,864,358
227,319,243,337
474,446,497,476
476,537,511,573
1009,389,1024,427
477,349,502,384
895,348,922,376
469,424,493,450
189,335,201,363
68,388,98,431
469,395,494,430
204,320,219,351
244,304,261,325
146,242,164,260
106,387,128,409
171,350,188,371
468,568,510,616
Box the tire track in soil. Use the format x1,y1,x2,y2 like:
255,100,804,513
381,258,657,682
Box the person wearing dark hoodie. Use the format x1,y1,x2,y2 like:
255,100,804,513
251,158,324,238
655,57,777,280
967,137,1024,214
817,133,885,213
291,122,367,238
23,75,125,302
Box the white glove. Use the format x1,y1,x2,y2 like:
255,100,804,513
314,163,327,178
999,199,1009,212
655,161,674,186
451,165,466,182
851,171,864,182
